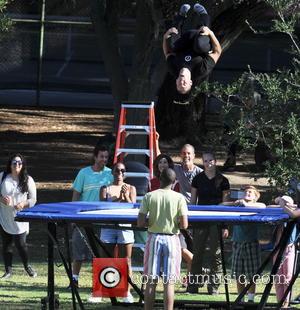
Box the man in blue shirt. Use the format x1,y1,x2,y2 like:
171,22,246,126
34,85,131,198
71,144,113,288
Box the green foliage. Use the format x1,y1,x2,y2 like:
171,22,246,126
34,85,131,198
272,16,296,34
0,0,8,11
265,0,296,12
196,0,300,191
265,114,300,189
0,0,12,32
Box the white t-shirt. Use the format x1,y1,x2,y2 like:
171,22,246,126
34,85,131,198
0,172,37,234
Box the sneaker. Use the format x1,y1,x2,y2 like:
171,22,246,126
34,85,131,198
207,287,218,295
172,4,190,29
179,4,191,17
1,271,12,279
181,276,188,288
281,301,289,308
186,284,198,294
87,296,103,303
193,3,208,15
25,265,37,278
122,292,134,303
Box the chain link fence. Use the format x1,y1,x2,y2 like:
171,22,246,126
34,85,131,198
0,0,111,107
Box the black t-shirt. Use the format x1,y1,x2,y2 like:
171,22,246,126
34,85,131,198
191,171,230,205
167,53,215,85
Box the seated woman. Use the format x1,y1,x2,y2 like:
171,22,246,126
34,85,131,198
99,162,136,303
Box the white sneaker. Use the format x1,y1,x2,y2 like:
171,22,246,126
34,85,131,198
122,292,134,303
179,4,191,17
193,3,207,15
87,295,103,303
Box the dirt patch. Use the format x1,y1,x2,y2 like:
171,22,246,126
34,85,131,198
0,105,269,204
0,106,114,203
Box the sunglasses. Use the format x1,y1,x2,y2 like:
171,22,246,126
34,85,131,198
114,168,126,174
12,160,23,166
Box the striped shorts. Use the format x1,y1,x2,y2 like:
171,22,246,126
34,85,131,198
231,241,261,281
144,233,181,281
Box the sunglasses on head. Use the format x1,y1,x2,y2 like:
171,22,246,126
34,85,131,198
115,168,126,174
12,160,22,166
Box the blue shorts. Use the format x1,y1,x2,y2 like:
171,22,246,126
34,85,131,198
100,228,134,244
72,227,93,261
144,233,181,281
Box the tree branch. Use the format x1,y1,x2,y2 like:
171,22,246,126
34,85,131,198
212,1,271,52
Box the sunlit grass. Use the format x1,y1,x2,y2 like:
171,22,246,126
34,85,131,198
1,262,300,309
1,223,300,308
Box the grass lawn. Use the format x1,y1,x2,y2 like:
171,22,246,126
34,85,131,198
1,223,300,309
1,260,300,309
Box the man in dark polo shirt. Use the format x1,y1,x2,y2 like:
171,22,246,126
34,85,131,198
188,152,230,295
162,4,222,100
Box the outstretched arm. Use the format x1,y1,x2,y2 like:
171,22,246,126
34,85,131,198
283,204,300,218
223,199,266,208
163,27,178,58
200,26,222,64
155,131,161,156
237,199,266,208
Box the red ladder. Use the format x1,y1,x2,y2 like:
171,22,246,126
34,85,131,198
113,101,158,179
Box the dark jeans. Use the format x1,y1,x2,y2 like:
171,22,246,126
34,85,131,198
190,225,222,290
167,13,211,56
0,225,29,272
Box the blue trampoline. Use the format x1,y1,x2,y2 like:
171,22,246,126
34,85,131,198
16,202,294,310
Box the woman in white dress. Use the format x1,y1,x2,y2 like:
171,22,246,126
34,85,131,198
0,153,37,279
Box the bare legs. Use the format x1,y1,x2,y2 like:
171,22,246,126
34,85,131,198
144,278,175,310
182,248,193,278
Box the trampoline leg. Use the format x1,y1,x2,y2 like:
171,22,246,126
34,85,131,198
276,246,300,309
64,224,77,309
84,226,118,305
258,222,295,310
48,222,56,310
290,246,300,303
84,225,145,304
47,223,85,309
218,225,230,309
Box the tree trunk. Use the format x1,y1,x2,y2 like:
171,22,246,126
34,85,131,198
128,0,162,100
123,0,165,160
90,0,129,129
